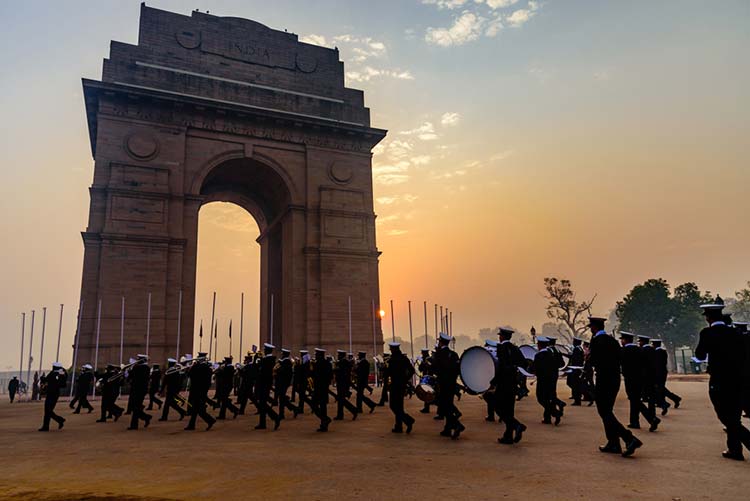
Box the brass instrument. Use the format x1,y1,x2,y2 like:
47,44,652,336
106,361,138,383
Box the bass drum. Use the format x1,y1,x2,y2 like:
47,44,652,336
519,344,538,362
459,346,497,395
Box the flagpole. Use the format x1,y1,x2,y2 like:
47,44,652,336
19,313,25,398
371,299,378,387
198,319,203,353
440,306,444,332
408,300,414,360
214,320,219,361
450,311,453,337
229,320,233,358
209,292,216,360
70,300,83,398
390,299,395,342
119,297,125,366
92,299,102,398
270,293,274,346
145,292,152,358
55,304,64,362
39,307,47,374
176,289,183,360
239,292,244,358
434,304,438,339
423,301,428,349
348,296,353,354
27,310,35,400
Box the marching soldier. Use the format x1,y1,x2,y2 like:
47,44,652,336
531,337,563,425
275,349,296,419
695,302,750,460
334,350,358,421
355,351,377,414
216,356,239,420
377,353,391,406
8,376,19,403
619,332,660,431
293,350,312,415
255,344,281,430
96,364,124,423
734,322,750,418
236,353,256,415
651,339,682,412
387,343,415,433
146,364,163,411
546,337,568,415
483,339,498,422
72,364,94,414
587,317,642,457
159,358,186,421
127,354,153,430
417,348,434,414
567,338,585,406
184,352,216,431
39,362,67,431
493,327,527,444
433,333,464,439
312,348,333,432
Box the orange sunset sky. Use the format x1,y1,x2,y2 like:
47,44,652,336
1,0,748,369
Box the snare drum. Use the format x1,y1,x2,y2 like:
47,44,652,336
415,375,438,403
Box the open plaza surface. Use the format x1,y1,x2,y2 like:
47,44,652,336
2,379,749,500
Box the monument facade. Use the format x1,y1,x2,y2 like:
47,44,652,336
77,4,386,365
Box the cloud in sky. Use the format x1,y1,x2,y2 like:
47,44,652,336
423,0,540,46
441,112,461,126
399,122,439,141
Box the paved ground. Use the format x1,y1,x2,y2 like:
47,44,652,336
1,378,749,500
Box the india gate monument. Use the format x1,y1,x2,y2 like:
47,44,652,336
76,4,386,365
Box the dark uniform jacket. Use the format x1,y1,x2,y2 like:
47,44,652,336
217,364,235,398
432,346,459,393
653,348,669,385
588,332,621,390
77,371,94,395
335,358,353,391
163,368,182,395
187,362,212,399
312,358,333,403
493,341,525,391
620,344,644,397
100,369,121,400
388,352,415,390
569,346,585,367
257,355,276,396
275,357,293,391
293,359,310,392
128,363,150,396
355,358,371,390
42,369,67,397
641,345,656,387
695,323,745,390
148,369,161,394
531,349,558,392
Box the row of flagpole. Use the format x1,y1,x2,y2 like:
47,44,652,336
17,292,452,400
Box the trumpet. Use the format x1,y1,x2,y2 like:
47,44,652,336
165,356,207,376
106,361,139,383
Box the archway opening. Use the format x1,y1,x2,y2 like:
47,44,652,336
193,202,261,359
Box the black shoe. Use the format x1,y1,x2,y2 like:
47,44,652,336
434,415,444,421
628,424,641,429
114,412,122,423
439,430,452,437
554,413,562,426
274,418,281,431
406,419,414,434
144,416,152,428
179,413,186,421
184,425,195,431
369,403,376,414
452,423,465,440
58,418,65,430
126,426,138,430
352,411,358,421
158,417,168,422
38,427,49,432
498,436,514,445
673,397,681,409
392,427,403,433
571,402,581,406
88,408,93,414
649,418,660,432
661,403,670,416
542,419,552,425
485,416,495,422
334,416,344,421
722,450,745,461
599,443,622,454
514,423,527,443
622,437,643,457
255,424,267,430
420,408,430,414
96,418,107,423
206,419,215,431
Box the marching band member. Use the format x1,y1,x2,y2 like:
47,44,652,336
530,337,563,426
567,338,585,406
236,352,256,415
546,337,567,415
334,350,358,421
275,349,296,419
312,348,333,432
355,351,377,414
651,339,682,412
619,332,660,432
637,335,658,418
127,354,152,430
159,358,186,421
417,348,434,415
97,364,123,423
387,342,415,433
216,356,239,420
433,332,464,439
293,350,312,415
72,364,95,414
493,328,527,444
377,353,391,406
146,364,163,411
255,344,281,430
39,362,67,432
695,301,750,460
587,317,642,457
184,353,216,431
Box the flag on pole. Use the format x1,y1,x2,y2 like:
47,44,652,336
199,321,203,339
229,320,232,339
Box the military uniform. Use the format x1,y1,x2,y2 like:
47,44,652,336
8,376,19,403
39,363,67,431
216,357,239,420
293,351,312,415
97,364,124,422
255,344,281,430
312,348,333,432
275,350,297,419
146,365,163,411
334,351,358,420
237,354,257,415
355,352,377,413
695,304,750,459
588,318,642,457
433,333,464,439
73,366,95,414
619,333,659,431
159,359,186,421
387,343,415,433
567,339,585,405
127,356,152,430
493,328,527,444
184,354,216,431
531,338,563,425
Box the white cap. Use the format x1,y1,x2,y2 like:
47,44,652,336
52,362,63,369
137,354,148,359
263,343,275,350
439,332,452,342
388,342,401,348
167,358,177,363
83,364,93,370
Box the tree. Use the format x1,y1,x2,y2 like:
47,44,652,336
671,282,713,349
728,281,750,322
543,277,596,342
